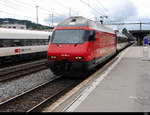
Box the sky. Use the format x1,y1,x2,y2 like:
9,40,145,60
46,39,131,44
0,0,150,30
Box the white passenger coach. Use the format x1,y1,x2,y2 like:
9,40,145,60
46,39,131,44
0,28,52,65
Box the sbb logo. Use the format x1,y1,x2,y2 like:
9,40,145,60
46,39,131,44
14,49,21,53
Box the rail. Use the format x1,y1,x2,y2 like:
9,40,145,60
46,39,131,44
0,59,48,81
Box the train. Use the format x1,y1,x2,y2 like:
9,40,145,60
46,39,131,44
0,28,52,66
47,16,131,76
116,32,129,52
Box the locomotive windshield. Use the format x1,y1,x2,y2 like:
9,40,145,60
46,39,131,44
52,29,85,44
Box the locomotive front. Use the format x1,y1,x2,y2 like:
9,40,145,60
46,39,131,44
47,17,96,75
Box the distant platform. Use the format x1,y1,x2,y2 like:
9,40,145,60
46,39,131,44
65,45,150,112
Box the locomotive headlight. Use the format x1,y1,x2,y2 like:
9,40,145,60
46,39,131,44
52,56,57,59
75,57,84,60
49,56,57,59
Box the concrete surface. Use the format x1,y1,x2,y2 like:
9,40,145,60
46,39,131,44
66,46,150,112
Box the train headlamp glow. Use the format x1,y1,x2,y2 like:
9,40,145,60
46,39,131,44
75,57,84,60
49,56,57,59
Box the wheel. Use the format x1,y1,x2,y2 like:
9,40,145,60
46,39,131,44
50,64,64,76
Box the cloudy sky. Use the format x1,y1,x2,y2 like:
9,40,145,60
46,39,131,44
0,0,150,30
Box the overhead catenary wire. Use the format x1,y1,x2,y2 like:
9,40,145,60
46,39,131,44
79,0,116,24
5,0,56,17
9,0,63,16
92,0,108,16
91,0,127,24
7,0,81,25
1,0,148,30
0,0,66,25
80,0,105,16
0,0,34,18
96,0,110,15
31,0,78,16
55,0,77,13
3,0,70,21
0,0,108,25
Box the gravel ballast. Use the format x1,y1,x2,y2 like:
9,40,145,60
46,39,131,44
0,69,54,103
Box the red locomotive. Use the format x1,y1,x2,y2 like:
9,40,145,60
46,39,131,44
47,16,126,76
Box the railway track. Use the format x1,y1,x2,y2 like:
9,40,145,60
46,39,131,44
0,54,117,112
0,55,117,112
0,52,119,112
0,77,83,112
0,59,48,82
0,44,133,112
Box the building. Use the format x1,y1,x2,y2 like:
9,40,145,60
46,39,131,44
1,21,27,29
130,30,150,45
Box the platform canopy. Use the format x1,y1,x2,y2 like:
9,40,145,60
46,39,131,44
129,30,150,45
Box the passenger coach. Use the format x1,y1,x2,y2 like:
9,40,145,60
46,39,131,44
0,28,51,66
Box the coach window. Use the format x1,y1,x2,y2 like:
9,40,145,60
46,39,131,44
31,40,35,46
35,40,37,45
40,40,43,45
39,40,42,45
12,40,17,47
38,40,41,45
22,40,26,46
45,40,48,45
34,40,36,45
24,40,29,46
24,40,28,46
34,40,37,45
25,40,28,46
35,40,38,46
120,37,123,43
28,40,32,46
30,40,33,46
0,40,3,47
45,40,47,45
3,40,11,47
42,40,45,45
20,40,24,46
13,40,21,47
21,27,24,29
25,40,29,46
41,40,45,45
34,40,37,46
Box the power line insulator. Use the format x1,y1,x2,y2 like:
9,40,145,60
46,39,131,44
100,20,104,24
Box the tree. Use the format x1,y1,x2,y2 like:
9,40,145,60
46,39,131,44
122,28,134,41
122,28,128,35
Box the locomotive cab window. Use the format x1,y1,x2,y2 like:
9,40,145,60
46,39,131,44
88,30,96,41
52,29,85,44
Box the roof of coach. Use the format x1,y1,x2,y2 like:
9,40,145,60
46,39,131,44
57,16,115,34
0,28,52,39
116,32,128,38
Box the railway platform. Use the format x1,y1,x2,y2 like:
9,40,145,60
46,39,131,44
61,45,150,112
